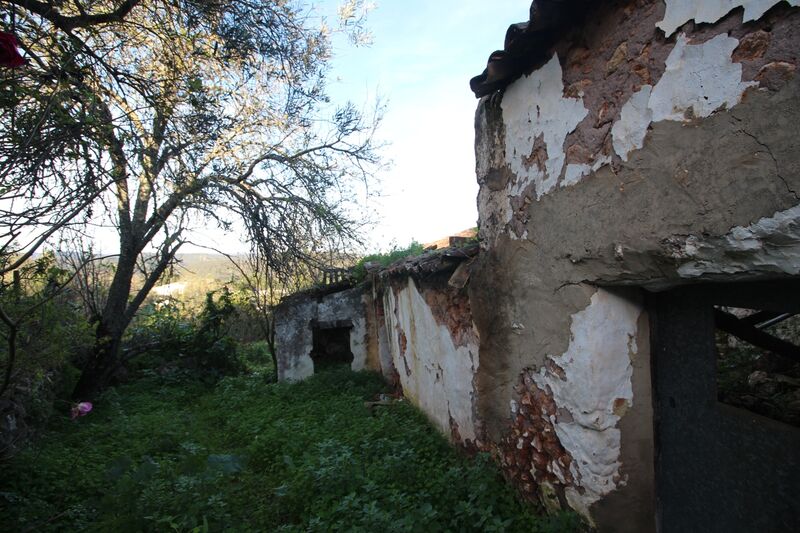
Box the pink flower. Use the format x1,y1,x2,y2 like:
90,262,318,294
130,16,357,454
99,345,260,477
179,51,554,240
70,401,93,419
0,32,27,68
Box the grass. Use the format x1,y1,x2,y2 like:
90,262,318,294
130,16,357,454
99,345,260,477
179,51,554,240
0,366,580,532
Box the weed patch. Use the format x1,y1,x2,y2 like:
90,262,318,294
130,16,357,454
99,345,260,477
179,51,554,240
1,368,580,532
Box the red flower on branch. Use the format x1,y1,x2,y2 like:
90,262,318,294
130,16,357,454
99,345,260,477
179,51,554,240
0,31,27,68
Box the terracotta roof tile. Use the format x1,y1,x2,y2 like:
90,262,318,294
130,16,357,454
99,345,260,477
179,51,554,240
470,0,595,98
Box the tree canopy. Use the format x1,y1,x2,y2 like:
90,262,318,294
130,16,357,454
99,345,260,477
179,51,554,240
0,0,382,397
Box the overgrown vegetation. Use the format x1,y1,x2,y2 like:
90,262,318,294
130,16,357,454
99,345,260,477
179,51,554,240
351,241,425,281
126,289,244,381
0,253,94,457
0,267,273,460
1,366,580,532
1,0,382,400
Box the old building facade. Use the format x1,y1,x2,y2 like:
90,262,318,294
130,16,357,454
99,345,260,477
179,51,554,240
276,1,800,531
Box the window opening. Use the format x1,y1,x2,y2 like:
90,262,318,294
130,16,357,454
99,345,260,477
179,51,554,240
714,306,800,427
310,322,353,369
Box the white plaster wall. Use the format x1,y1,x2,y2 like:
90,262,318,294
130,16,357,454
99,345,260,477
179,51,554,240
675,203,800,277
275,299,315,382
383,279,480,441
318,288,368,372
318,288,363,322
531,289,644,520
611,86,653,162
612,33,756,160
649,34,756,121
658,0,799,36
349,315,368,371
563,156,611,187
277,288,369,381
376,318,395,379
478,53,589,244
502,55,588,200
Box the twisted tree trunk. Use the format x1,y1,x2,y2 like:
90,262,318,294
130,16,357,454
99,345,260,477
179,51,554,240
71,247,136,400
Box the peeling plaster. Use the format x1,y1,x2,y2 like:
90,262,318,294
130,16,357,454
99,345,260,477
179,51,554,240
612,34,756,160
675,203,800,277
376,317,395,380
483,31,762,241
563,156,612,187
275,299,315,382
476,184,513,245
531,289,643,519
658,0,800,37
650,34,757,120
612,86,653,162
502,55,588,199
316,288,369,372
349,316,368,371
383,279,480,441
276,288,369,382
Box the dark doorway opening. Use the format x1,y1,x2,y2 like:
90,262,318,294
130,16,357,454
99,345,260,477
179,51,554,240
651,281,800,533
311,320,353,370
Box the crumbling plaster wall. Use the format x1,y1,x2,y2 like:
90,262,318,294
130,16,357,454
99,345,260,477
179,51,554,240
472,0,799,529
381,275,481,443
317,288,370,371
275,298,316,382
274,270,482,448
275,287,370,381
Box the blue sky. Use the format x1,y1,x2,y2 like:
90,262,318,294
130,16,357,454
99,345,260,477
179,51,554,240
319,0,528,249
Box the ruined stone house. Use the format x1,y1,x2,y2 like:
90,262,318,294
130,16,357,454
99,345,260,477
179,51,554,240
276,1,800,531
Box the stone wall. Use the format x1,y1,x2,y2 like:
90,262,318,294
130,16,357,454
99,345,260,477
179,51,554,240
471,0,800,530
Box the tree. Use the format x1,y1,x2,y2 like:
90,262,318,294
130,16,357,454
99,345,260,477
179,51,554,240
214,243,311,379
0,0,381,399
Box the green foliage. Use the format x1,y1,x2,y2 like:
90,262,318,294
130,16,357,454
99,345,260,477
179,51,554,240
127,289,242,381
1,367,581,532
351,241,425,282
1,253,91,376
0,254,94,456
237,341,275,379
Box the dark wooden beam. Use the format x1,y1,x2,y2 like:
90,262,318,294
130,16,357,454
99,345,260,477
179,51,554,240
714,309,800,363
739,310,784,327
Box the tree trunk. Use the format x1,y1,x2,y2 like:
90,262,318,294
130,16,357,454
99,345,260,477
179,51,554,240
71,247,137,400
71,321,125,400
267,318,278,381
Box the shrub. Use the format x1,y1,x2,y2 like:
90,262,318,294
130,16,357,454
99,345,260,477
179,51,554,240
350,241,425,282
237,341,275,379
126,288,242,381
0,254,94,459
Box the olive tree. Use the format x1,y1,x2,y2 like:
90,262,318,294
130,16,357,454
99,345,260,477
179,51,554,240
0,0,381,398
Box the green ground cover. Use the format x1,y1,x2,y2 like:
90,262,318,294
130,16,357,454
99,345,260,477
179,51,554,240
1,366,580,532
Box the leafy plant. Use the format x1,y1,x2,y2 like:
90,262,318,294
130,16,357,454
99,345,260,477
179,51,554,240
125,289,242,381
0,367,581,532
0,253,94,458
351,241,425,282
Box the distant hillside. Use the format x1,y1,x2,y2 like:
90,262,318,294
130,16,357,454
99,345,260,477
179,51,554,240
173,253,245,283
